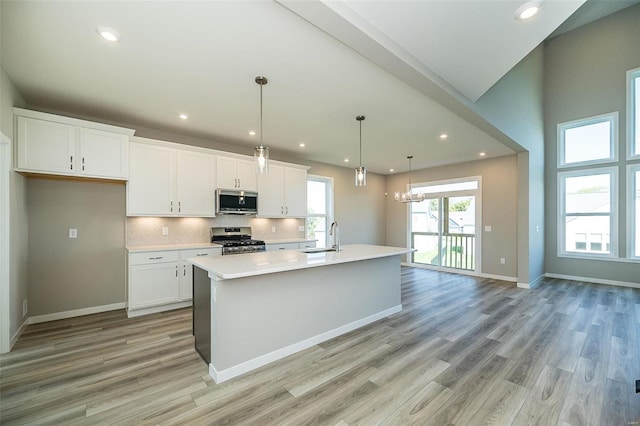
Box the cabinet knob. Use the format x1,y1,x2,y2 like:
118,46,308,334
170,201,173,212
82,157,85,171
285,206,288,215
178,201,181,213
70,155,73,170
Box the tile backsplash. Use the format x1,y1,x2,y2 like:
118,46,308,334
126,216,305,247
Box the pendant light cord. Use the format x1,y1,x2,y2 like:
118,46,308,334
259,82,264,148
359,119,362,167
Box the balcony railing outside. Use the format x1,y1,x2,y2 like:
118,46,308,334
411,232,475,271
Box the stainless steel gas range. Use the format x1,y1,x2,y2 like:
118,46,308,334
210,227,266,255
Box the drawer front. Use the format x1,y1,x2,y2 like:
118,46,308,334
129,250,179,265
180,248,221,260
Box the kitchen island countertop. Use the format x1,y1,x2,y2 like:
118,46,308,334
189,244,413,280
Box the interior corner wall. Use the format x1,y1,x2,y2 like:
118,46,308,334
544,4,640,283
1,67,28,345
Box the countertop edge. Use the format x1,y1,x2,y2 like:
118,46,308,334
127,243,223,252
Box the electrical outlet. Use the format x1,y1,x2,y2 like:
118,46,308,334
484,225,492,232
271,226,276,233
22,299,27,317
69,228,77,239
500,257,506,265
162,227,169,236
298,226,305,232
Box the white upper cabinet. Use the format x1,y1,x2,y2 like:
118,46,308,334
127,143,175,216
284,167,307,218
216,155,257,191
14,108,133,180
78,128,128,178
16,117,75,174
175,150,215,216
258,164,285,217
258,164,307,218
127,139,215,217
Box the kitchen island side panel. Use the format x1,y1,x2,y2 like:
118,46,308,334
210,255,400,372
193,266,211,364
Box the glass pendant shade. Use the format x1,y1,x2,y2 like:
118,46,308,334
355,166,367,186
254,144,269,174
354,115,366,187
394,156,426,203
254,76,269,174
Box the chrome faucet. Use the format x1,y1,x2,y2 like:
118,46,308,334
329,221,340,252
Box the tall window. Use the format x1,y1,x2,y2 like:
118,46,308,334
558,112,617,167
629,68,640,159
409,178,480,271
557,110,620,259
629,165,640,259
306,175,333,248
558,168,617,257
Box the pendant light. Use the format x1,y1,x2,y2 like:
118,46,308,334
394,156,426,203
354,115,366,187
254,76,269,174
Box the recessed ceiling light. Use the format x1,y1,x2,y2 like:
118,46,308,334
248,130,256,136
479,152,487,157
389,169,394,172
439,133,448,140
96,26,120,42
299,143,305,148
178,113,188,120
344,158,349,163
515,1,542,20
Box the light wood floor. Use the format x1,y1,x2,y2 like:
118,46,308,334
2,267,639,425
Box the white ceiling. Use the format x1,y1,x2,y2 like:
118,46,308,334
0,0,614,175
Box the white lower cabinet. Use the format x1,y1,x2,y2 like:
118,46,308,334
129,262,180,310
128,247,221,317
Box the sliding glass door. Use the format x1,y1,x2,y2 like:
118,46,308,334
409,178,480,272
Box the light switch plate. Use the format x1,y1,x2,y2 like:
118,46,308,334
484,225,492,232
69,228,77,239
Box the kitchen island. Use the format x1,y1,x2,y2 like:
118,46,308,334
189,244,413,383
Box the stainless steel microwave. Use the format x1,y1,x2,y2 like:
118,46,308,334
215,189,258,215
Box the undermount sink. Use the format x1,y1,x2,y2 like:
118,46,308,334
302,247,338,254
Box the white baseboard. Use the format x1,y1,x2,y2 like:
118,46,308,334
209,304,403,384
401,262,517,283
10,318,29,349
545,273,640,289
28,302,126,325
127,301,191,318
517,282,531,289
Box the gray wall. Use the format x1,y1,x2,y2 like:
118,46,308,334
27,178,126,316
385,155,518,278
1,66,28,340
544,4,640,283
473,46,546,285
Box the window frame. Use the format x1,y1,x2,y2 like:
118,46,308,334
557,112,618,168
627,164,640,260
627,67,640,160
306,174,334,248
557,166,618,259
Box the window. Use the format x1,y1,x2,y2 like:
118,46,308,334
306,175,333,248
558,168,618,258
558,112,618,167
629,164,640,259
409,177,480,272
628,68,640,159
